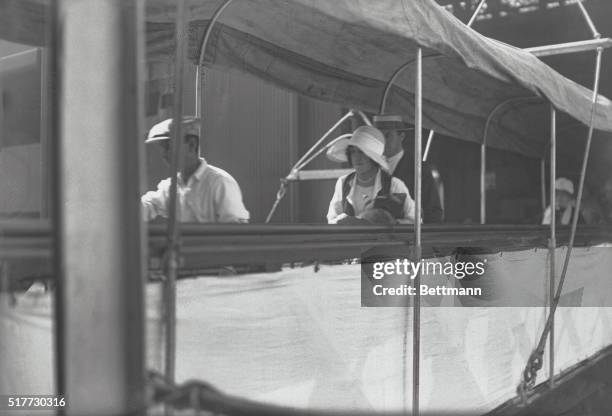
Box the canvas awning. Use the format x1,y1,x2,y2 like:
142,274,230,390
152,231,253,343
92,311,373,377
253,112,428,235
3,0,612,157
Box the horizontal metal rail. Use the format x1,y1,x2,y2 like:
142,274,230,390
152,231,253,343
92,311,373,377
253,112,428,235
2,223,611,278
286,169,353,181
524,37,612,57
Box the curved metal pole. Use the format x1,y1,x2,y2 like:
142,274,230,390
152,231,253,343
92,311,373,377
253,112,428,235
379,0,484,116
480,96,541,224
379,2,482,172
548,106,556,388
195,0,235,119
412,47,423,416
379,58,418,115
165,0,187,389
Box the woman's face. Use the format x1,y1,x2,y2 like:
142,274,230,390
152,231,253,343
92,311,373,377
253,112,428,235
347,146,376,175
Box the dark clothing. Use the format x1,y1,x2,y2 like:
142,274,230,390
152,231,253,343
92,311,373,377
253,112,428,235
392,153,443,223
341,171,406,219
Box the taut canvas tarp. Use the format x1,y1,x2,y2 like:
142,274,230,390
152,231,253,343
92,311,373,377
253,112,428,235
2,0,612,157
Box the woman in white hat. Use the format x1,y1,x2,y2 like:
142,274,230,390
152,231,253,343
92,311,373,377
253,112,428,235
326,125,416,224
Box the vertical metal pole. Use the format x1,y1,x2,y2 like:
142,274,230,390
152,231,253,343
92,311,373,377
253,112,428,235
549,106,556,388
40,48,50,218
165,0,187,390
540,158,546,214
56,0,146,414
480,142,486,224
412,47,423,416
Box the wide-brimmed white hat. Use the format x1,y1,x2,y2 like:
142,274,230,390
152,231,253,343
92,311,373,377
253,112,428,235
326,125,388,171
555,177,574,195
145,116,200,143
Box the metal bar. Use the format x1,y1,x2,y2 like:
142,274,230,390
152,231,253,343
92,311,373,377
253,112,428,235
39,48,50,218
467,0,487,27
165,0,187,389
380,58,417,115
549,106,556,388
380,1,482,118
551,47,603,331
480,96,541,224
379,54,442,115
412,47,423,416
194,0,234,119
355,110,373,126
293,135,352,173
576,0,600,39
293,110,354,172
286,169,353,181
265,111,354,223
423,130,435,162
525,38,612,57
520,46,603,397
56,0,146,414
540,158,546,214
49,0,65,399
480,142,486,224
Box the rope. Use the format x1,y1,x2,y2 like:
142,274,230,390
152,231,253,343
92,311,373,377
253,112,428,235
264,179,288,224
518,47,603,399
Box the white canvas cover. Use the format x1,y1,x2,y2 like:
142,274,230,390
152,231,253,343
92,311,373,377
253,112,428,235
2,246,612,413
1,0,612,157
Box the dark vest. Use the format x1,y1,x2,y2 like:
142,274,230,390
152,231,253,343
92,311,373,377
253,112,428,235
392,153,443,223
341,171,404,219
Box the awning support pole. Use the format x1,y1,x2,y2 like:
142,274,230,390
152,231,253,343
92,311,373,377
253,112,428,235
480,96,541,224
576,0,600,40
265,110,372,223
293,134,353,173
519,45,602,401
380,3,483,160
422,130,435,162
525,37,612,57
165,0,187,393
264,111,356,223
548,106,556,388
467,0,487,27
480,142,486,224
55,0,146,414
412,47,423,416
540,158,546,214
195,0,234,119
293,110,355,172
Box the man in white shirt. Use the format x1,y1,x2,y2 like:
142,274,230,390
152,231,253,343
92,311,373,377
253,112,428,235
141,117,250,223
